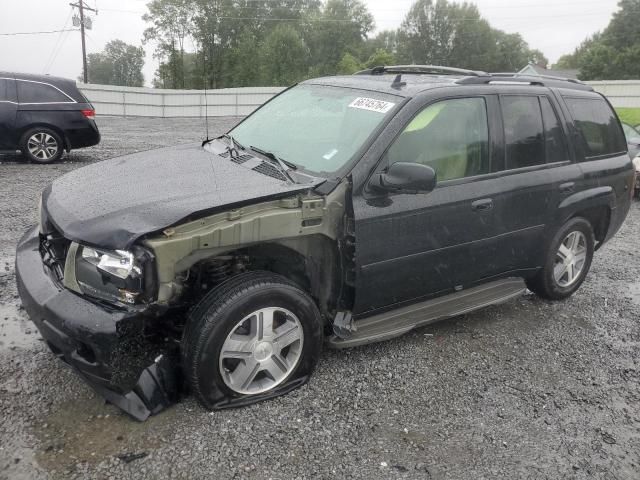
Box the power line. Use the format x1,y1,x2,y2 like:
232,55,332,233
0,29,79,36
43,10,74,73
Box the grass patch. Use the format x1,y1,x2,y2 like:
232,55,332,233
616,108,640,127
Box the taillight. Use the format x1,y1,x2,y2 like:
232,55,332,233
81,109,95,118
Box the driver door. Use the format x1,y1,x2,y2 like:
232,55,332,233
351,95,507,315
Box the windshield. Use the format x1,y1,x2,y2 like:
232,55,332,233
622,123,640,143
229,84,401,176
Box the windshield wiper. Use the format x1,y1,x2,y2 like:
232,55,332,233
249,145,297,183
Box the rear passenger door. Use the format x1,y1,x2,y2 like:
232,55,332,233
0,77,17,149
490,92,580,273
559,94,631,224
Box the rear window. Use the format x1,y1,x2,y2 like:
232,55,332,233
565,97,627,158
16,80,72,104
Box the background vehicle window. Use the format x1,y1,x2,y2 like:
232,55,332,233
622,123,640,144
16,81,71,103
565,97,627,158
540,97,569,163
501,96,545,169
385,97,489,181
0,79,8,101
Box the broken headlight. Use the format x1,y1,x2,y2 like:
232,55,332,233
75,246,148,305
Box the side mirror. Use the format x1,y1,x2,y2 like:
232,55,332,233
371,162,437,194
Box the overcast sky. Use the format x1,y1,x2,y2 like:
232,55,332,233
0,0,620,86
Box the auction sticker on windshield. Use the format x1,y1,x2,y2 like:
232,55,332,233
349,97,396,114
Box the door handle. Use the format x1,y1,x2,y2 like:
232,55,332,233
559,182,575,194
471,198,493,212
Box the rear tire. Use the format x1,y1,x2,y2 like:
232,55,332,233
182,271,323,410
20,127,63,164
526,217,595,300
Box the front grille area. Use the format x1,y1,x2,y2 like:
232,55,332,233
39,230,70,284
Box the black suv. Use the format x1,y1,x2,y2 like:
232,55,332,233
0,72,100,163
16,66,634,420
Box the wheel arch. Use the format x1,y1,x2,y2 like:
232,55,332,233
188,236,342,323
18,123,68,151
557,187,614,245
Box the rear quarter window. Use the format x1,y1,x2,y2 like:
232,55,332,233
16,80,73,104
564,97,627,159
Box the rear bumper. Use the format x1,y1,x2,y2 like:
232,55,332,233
65,120,100,150
15,226,178,421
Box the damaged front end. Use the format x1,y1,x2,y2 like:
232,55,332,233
16,226,181,421
17,177,347,420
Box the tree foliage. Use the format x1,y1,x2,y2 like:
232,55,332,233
396,0,545,72
142,0,547,88
555,0,640,80
84,40,145,86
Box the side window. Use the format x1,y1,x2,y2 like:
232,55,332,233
0,79,7,101
384,97,489,181
540,97,569,163
501,96,545,169
564,97,627,158
16,81,71,103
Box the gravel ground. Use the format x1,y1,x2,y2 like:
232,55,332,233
1,117,639,480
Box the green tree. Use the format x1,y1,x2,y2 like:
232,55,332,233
305,0,374,75
260,24,310,85
143,0,195,88
336,52,363,74
365,48,395,68
84,40,145,86
557,0,640,80
396,0,544,72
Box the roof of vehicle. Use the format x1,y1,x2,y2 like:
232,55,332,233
305,65,594,97
0,71,78,90
0,71,86,102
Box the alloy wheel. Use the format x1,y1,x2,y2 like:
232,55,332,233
219,307,304,395
554,230,588,288
27,132,58,161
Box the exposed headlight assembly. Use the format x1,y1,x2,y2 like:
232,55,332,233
73,245,153,305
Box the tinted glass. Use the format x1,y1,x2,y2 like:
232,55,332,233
384,97,489,181
17,81,71,103
622,123,640,144
565,97,627,158
502,96,545,169
230,84,399,175
540,97,569,163
0,79,8,101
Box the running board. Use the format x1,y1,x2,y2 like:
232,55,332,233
327,277,526,349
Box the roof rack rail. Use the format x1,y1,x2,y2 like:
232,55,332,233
456,73,593,91
355,65,488,77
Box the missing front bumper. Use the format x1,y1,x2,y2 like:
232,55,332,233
16,226,180,421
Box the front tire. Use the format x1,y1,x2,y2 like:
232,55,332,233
20,128,64,164
182,271,323,410
526,217,595,300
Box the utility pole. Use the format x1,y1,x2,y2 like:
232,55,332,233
70,1,97,83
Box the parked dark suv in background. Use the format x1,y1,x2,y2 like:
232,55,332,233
0,72,100,163
16,65,634,420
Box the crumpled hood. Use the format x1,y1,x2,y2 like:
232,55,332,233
42,144,320,250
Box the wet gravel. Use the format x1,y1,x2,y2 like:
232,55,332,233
1,117,639,479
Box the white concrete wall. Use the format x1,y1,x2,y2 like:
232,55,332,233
77,83,286,117
77,81,640,117
586,81,640,108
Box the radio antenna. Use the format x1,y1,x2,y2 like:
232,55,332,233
201,46,211,146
